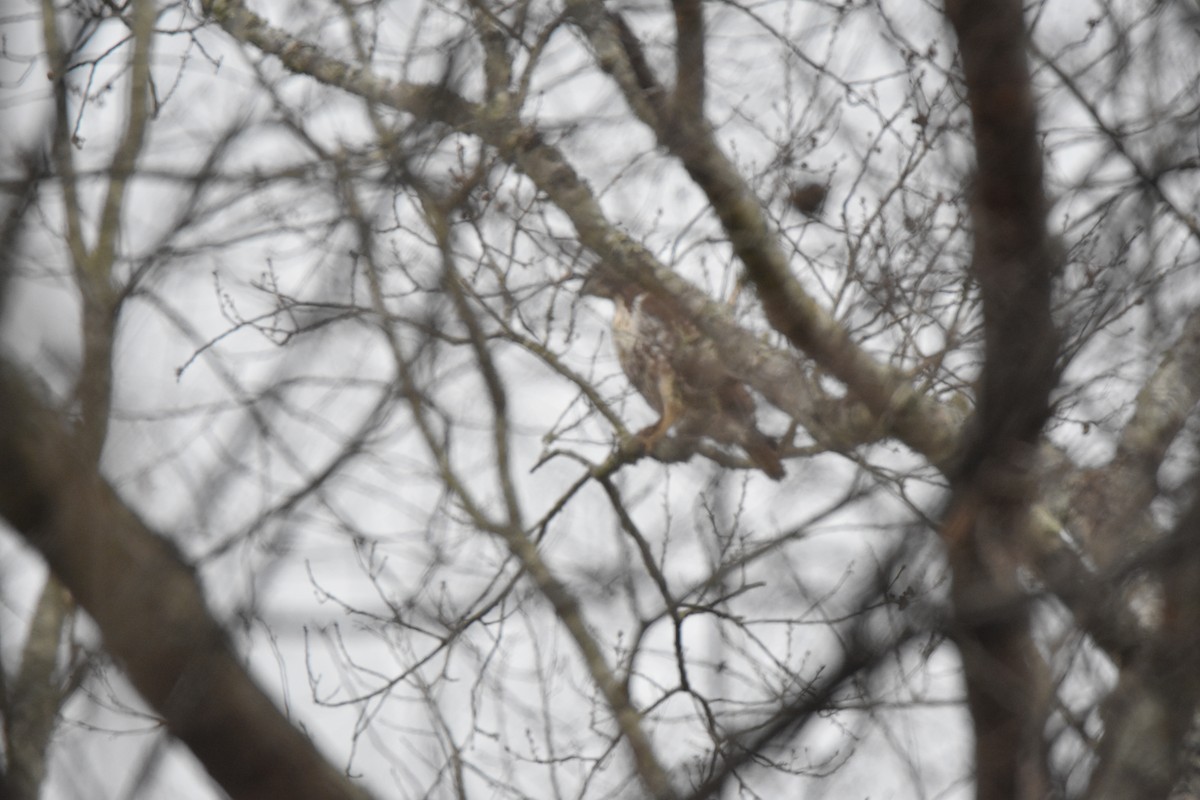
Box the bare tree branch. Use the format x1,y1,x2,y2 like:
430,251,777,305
942,1,1061,797
0,364,374,800
4,578,72,800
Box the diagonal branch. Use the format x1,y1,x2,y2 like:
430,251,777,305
562,0,957,461
0,361,373,800
200,0,924,458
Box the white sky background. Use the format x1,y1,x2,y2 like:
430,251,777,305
2,0,1198,797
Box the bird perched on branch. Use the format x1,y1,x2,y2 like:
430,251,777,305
581,268,785,480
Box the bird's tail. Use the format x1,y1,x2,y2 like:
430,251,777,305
742,432,785,481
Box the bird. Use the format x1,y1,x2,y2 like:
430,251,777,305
581,268,785,480
787,182,827,217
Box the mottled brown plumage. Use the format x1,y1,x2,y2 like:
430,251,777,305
583,270,785,480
